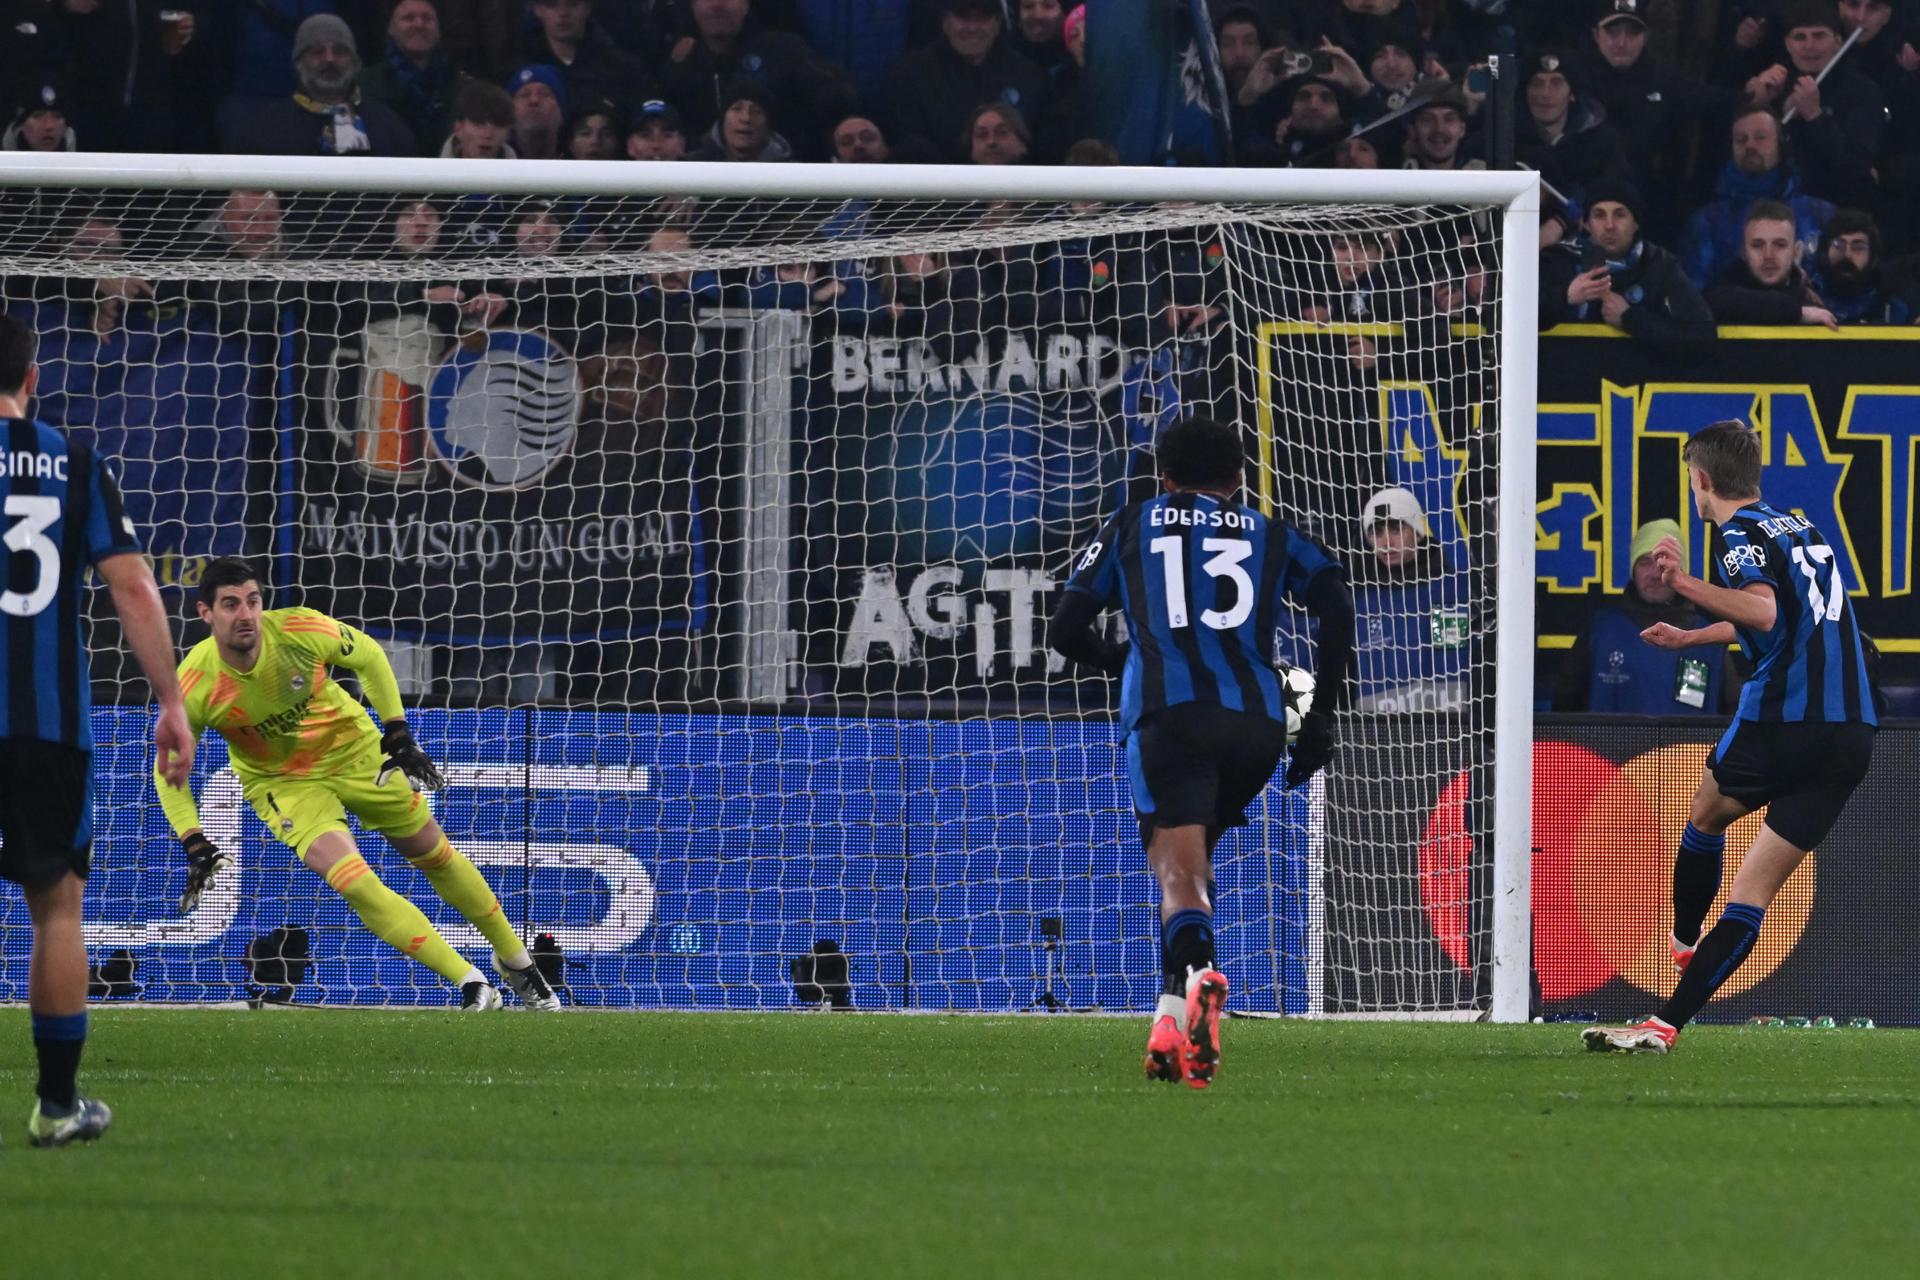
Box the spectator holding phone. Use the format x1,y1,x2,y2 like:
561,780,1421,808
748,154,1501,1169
1540,179,1716,363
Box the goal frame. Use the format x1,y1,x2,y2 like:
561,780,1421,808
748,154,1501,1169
0,153,1539,1023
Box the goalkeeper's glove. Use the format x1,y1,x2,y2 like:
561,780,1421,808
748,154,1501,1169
376,718,447,792
179,832,232,913
1283,711,1335,789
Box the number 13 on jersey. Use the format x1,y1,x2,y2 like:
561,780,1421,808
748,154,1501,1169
1150,535,1253,631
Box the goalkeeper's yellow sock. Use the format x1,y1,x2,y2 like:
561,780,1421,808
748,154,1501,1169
406,837,530,968
325,855,476,986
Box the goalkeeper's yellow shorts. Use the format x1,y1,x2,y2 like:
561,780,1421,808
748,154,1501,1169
245,759,433,859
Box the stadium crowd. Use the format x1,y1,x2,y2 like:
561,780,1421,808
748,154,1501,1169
2,0,1914,711
6,1,1919,329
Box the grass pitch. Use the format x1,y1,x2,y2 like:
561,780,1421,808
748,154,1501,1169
0,1011,1915,1279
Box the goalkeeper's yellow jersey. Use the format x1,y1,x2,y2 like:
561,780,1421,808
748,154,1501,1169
155,608,407,836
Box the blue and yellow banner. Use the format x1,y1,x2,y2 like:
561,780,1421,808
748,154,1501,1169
1535,326,1920,667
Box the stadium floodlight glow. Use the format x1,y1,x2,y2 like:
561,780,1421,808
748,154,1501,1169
0,153,1535,1022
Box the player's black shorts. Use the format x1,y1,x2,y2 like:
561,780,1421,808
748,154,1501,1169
1708,718,1875,851
0,738,93,888
1129,702,1290,832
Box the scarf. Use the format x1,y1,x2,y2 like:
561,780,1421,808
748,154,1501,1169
293,92,370,154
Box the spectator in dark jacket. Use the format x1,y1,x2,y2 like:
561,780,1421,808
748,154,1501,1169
519,0,653,115
1540,179,1717,364
215,0,342,106
1401,86,1482,172
1812,206,1914,321
884,0,1051,164
660,0,858,162
1706,199,1841,326
1365,28,1424,112
3,76,75,152
221,14,417,156
966,100,1030,164
1681,107,1834,289
359,0,472,157
508,63,567,159
0,1,67,86
566,98,626,160
1745,0,1887,210
1582,0,1745,228
1216,6,1275,103
1245,76,1350,167
589,0,679,70
1837,0,1903,93
829,113,889,162
796,0,911,107
56,0,198,152
437,0,518,84
1012,0,1072,81
689,78,795,161
628,98,689,160
1517,48,1632,237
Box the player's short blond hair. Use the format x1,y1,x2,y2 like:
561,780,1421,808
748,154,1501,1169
1683,419,1761,499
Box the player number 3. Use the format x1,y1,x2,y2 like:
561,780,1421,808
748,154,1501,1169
1,495,61,618
1150,535,1254,631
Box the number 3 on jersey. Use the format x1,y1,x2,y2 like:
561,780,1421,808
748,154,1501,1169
1,494,61,617
1791,544,1843,623
1150,534,1253,630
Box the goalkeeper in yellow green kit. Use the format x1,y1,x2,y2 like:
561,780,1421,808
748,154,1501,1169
155,557,559,1011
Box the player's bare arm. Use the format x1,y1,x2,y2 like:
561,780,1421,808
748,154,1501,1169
1652,534,1778,632
1640,620,1738,650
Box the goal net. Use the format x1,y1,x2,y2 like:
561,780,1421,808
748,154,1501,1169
0,156,1536,1018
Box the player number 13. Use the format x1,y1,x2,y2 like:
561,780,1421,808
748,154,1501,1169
1150,535,1253,630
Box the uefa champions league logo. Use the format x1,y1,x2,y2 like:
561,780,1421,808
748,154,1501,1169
426,329,580,491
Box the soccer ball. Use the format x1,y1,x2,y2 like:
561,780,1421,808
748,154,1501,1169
1279,666,1315,745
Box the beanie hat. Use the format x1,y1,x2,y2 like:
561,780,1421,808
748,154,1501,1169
293,14,358,62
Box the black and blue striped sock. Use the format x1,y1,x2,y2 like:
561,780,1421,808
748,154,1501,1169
32,1011,87,1114
1161,908,1214,996
1657,902,1764,1029
1671,822,1726,946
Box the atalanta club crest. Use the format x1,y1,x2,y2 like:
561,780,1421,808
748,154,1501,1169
328,324,580,490
426,329,579,491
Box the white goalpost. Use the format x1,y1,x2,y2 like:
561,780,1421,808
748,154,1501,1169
0,153,1537,1021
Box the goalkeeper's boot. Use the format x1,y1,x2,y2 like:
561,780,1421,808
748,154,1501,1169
28,1097,112,1148
1581,1018,1678,1055
1143,1015,1185,1083
460,980,503,1011
493,954,561,1012
1182,968,1230,1090
1670,932,1697,974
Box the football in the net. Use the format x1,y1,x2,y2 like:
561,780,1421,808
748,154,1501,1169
1280,666,1315,744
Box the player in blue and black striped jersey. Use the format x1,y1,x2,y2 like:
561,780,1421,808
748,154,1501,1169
0,315,194,1144
1049,417,1354,1087
1586,419,1878,1055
